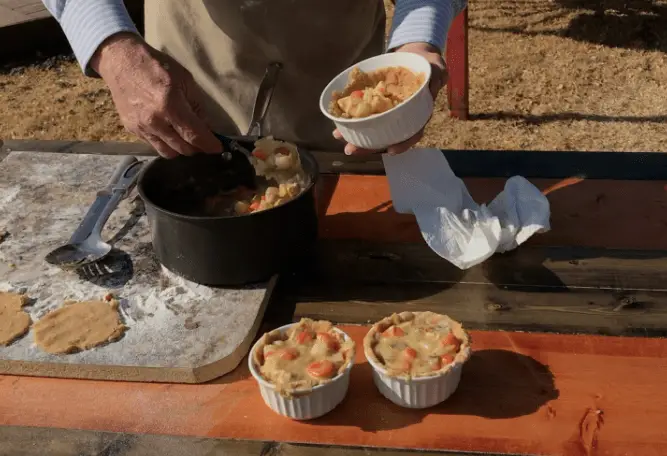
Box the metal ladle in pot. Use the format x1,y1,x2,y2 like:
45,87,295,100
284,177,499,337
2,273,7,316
217,61,283,159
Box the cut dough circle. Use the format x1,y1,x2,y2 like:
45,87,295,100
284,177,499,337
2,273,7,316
0,292,32,346
33,299,127,354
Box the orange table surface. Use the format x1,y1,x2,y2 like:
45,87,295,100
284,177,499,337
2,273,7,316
2,326,667,456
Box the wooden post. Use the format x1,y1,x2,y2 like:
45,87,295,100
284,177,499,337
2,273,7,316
446,7,469,120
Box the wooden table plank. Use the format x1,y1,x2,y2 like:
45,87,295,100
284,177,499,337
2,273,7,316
321,174,667,251
287,281,667,337
313,240,667,291
0,426,509,456
267,239,667,337
2,327,666,456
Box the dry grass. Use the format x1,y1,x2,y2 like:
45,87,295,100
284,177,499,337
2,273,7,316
2,0,667,151
0,57,130,142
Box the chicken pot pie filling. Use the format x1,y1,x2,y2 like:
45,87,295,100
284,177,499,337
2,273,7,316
329,66,426,119
252,318,356,397
364,312,471,379
204,136,308,216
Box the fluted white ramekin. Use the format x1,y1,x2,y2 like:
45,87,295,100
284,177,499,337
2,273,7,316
364,312,472,409
319,52,434,150
248,323,354,420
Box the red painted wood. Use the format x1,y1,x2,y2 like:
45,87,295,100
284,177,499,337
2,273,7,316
446,8,470,120
3,328,667,455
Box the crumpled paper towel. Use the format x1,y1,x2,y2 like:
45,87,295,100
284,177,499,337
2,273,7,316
382,148,551,270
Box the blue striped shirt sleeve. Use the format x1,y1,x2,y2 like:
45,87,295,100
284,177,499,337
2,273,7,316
387,0,468,53
42,0,464,76
41,0,139,76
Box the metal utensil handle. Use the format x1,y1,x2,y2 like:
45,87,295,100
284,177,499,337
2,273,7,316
68,156,139,244
247,62,283,137
89,161,144,240
105,156,139,194
215,133,253,158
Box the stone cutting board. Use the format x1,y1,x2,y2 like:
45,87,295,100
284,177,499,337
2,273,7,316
0,151,274,383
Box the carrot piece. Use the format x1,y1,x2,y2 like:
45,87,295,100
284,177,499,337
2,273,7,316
381,326,405,338
295,331,314,344
280,348,300,361
249,201,260,211
276,147,290,155
351,90,364,98
441,332,461,350
316,332,340,352
307,360,336,379
252,149,268,160
441,354,455,365
403,347,417,360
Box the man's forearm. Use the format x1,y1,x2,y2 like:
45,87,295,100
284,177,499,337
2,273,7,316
41,0,140,76
387,0,467,52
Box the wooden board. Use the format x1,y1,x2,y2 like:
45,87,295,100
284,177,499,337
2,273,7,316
2,325,667,456
0,152,273,383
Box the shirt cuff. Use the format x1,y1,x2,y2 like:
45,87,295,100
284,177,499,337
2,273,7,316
58,0,139,76
387,0,458,53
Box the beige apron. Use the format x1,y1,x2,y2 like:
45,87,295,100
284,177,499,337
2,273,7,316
144,0,386,151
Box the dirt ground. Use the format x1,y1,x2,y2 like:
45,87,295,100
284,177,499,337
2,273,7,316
1,0,667,152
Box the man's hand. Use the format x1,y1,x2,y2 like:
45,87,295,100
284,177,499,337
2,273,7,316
91,33,222,158
333,42,447,156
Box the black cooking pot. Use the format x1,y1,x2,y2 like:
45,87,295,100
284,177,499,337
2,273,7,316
137,147,319,286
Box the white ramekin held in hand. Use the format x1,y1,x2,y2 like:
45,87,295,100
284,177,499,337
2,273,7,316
319,53,434,151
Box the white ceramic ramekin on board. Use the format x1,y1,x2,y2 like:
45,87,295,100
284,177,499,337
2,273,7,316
248,323,355,420
319,52,434,150
366,351,469,409
363,312,472,409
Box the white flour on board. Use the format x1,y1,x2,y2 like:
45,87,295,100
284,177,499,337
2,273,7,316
0,152,269,369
